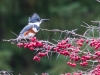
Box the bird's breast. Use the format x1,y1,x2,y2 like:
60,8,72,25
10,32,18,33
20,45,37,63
23,28,36,37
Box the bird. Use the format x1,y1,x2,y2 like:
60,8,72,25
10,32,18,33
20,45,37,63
17,13,49,39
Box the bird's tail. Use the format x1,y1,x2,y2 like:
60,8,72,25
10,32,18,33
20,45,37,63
11,40,17,44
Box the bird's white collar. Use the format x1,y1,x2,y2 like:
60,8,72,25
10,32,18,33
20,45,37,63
28,22,42,26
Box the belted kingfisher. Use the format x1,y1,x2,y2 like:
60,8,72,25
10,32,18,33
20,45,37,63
18,13,49,38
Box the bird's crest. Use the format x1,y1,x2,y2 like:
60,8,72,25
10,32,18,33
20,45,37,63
28,13,41,23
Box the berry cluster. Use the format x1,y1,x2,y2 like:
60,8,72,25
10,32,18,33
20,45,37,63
17,37,100,63
16,37,100,74
90,64,100,75
17,37,52,62
60,64,100,75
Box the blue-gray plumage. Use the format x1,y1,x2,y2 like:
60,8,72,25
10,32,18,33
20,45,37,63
19,25,33,36
19,24,40,36
28,13,40,23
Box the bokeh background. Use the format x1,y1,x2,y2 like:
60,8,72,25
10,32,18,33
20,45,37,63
0,0,100,75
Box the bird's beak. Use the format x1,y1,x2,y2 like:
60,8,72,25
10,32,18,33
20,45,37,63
41,19,49,21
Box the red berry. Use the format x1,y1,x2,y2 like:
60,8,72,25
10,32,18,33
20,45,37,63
61,40,66,45
30,37,37,42
72,63,76,67
33,56,41,62
37,41,43,47
28,44,33,48
67,62,71,65
65,73,71,75
29,47,34,51
38,52,47,57
76,42,83,46
86,40,89,43
17,43,23,48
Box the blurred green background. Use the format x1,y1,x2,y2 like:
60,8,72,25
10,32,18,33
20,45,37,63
0,0,100,75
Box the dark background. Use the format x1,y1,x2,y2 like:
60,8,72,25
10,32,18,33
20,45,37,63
0,0,100,75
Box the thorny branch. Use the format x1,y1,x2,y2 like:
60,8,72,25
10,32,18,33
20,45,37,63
40,28,88,38
2,21,100,75
3,21,100,43
0,70,13,75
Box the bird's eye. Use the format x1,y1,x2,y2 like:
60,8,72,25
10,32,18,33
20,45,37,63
36,19,40,21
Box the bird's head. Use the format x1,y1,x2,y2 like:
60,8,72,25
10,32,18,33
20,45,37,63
28,13,49,24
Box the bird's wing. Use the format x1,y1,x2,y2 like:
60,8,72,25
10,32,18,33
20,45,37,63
19,25,33,36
